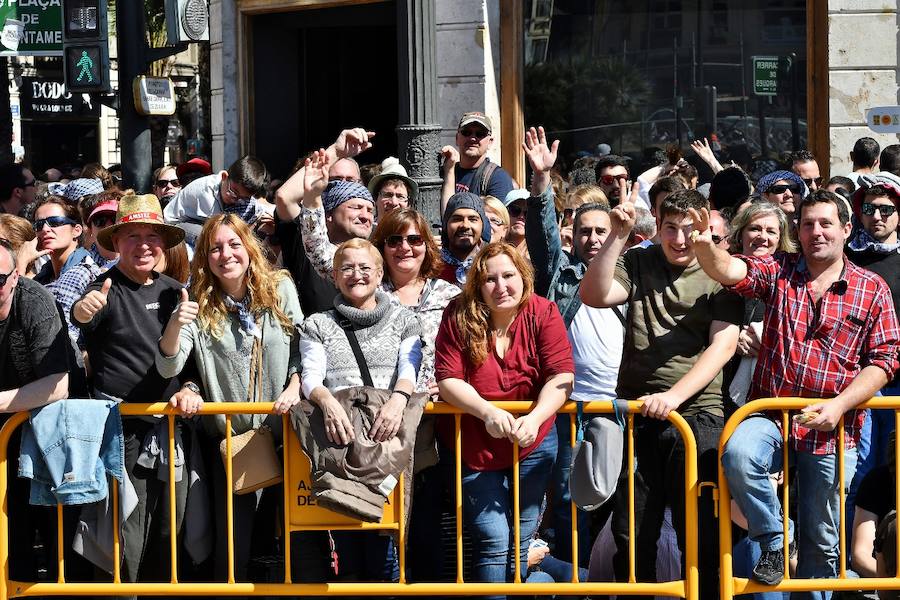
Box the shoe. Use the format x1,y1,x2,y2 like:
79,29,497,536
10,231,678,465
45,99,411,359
752,548,785,585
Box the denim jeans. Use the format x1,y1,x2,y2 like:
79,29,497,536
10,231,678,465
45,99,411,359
846,400,895,546
461,424,557,597
611,412,722,600
722,415,858,600
549,413,591,566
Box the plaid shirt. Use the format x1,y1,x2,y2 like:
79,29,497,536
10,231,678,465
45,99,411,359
729,252,900,455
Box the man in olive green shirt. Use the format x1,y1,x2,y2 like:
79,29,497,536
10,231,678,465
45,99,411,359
581,189,741,600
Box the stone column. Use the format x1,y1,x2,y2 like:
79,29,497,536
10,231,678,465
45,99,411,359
396,0,444,226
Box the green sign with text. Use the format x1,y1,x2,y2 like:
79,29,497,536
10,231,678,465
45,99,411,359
752,55,780,96
0,0,63,56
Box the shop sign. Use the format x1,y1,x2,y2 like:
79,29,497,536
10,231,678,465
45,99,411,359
866,106,900,134
752,56,780,96
19,76,99,119
0,0,64,56
133,76,176,116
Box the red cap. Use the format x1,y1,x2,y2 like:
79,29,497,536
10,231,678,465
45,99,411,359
88,200,118,223
176,158,212,179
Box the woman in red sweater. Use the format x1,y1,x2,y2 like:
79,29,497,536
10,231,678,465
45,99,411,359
435,242,574,593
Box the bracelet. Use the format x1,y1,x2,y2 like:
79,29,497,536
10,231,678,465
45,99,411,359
391,389,411,401
182,381,201,395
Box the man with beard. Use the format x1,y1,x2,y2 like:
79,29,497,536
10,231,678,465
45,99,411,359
523,126,626,566
438,191,492,286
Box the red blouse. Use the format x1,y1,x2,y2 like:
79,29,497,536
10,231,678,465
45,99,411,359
434,294,575,470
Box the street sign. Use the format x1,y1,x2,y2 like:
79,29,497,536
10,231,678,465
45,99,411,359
0,0,64,56
866,106,900,133
19,76,99,120
133,76,177,116
752,56,780,96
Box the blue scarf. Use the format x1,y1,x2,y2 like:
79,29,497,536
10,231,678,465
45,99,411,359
440,248,475,285
847,228,900,255
223,293,261,339
221,198,258,224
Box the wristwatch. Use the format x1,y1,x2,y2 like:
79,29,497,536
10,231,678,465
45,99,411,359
182,381,201,395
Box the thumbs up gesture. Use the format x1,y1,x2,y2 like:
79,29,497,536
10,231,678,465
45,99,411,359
170,288,199,327
76,277,112,323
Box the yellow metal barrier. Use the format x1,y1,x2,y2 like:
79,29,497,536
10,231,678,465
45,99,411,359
0,400,700,598
718,397,900,600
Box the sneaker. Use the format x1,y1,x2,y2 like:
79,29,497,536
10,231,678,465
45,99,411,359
752,548,785,585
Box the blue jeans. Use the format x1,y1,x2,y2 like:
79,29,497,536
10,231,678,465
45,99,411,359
461,425,557,596
549,413,591,566
722,416,858,600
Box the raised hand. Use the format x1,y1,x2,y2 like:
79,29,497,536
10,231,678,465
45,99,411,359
441,145,459,174
609,201,636,236
170,288,199,327
690,138,723,172
335,128,376,159
303,149,331,198
686,207,713,247
522,126,560,174
78,277,112,321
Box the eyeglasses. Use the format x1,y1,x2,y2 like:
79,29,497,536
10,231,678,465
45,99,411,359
378,191,408,202
767,184,801,195
339,264,375,278
802,177,823,187
488,217,504,227
33,215,78,231
225,180,251,203
711,234,724,244
90,214,115,228
600,173,629,186
508,204,528,218
458,127,489,140
385,234,425,248
155,178,181,189
861,202,898,217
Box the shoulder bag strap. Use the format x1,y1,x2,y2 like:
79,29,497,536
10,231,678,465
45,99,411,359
471,160,498,196
337,316,375,388
611,305,627,329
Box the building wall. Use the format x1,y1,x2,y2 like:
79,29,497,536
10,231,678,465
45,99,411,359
828,0,900,174
210,0,240,170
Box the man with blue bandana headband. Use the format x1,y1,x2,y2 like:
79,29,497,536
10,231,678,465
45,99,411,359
438,191,492,286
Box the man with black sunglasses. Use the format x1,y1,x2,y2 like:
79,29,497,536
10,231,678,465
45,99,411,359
790,149,822,192
0,163,37,217
440,112,514,207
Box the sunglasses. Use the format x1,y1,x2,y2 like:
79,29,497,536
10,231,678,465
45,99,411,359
861,202,898,217
458,127,489,140
600,173,629,186
767,184,801,195
33,216,77,231
508,204,528,218
802,177,823,187
711,234,724,244
90,214,115,228
385,234,425,248
0,239,13,287
155,178,181,189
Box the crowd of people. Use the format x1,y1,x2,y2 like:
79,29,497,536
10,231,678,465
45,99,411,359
1,113,900,600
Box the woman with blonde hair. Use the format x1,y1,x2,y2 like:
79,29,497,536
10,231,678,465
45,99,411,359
482,195,509,242
434,242,574,594
156,212,304,583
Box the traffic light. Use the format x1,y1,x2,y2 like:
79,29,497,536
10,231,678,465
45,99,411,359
692,85,718,139
165,0,209,43
62,0,111,93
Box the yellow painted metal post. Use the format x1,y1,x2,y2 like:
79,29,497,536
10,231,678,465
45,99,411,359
718,428,734,600
671,412,698,600
167,413,178,583
398,471,406,584
570,411,579,582
282,415,292,584
627,412,636,583
0,413,27,600
454,413,463,583
782,411,790,580
225,415,235,584
112,480,121,583
838,416,846,579
55,504,64,583
513,440,521,584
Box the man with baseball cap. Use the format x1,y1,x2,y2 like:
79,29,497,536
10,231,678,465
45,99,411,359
72,192,189,583
440,112,515,208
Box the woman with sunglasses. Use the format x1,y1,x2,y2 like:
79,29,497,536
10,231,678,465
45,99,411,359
152,165,182,207
757,170,807,219
156,213,304,583
434,243,574,595
32,196,101,370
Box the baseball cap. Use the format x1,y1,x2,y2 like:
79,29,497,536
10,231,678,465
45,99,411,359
458,112,492,133
176,158,212,180
88,200,119,223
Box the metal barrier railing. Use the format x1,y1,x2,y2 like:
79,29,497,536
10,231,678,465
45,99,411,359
718,397,900,599
0,400,699,598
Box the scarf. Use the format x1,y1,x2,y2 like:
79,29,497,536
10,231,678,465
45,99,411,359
221,197,259,225
223,293,261,339
847,228,900,255
441,248,475,285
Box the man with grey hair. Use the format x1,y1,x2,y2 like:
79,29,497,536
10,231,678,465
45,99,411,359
629,206,657,248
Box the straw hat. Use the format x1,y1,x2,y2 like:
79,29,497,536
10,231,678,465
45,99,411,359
96,193,185,251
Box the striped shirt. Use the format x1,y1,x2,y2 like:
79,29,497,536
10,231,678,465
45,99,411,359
729,252,900,454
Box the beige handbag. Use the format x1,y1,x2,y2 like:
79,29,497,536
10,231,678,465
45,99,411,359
219,336,284,495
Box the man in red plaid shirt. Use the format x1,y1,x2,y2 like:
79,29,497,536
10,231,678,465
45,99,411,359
688,189,900,592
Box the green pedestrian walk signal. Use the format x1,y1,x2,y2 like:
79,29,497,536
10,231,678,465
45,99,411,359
62,0,110,93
